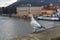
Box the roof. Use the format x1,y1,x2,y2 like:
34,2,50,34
7,0,60,8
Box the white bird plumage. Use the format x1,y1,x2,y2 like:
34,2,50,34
29,14,46,32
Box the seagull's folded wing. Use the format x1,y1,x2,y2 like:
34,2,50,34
31,21,41,28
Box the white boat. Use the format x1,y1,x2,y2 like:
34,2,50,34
37,16,60,21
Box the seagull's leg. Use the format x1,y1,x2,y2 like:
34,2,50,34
32,28,36,32
32,27,39,32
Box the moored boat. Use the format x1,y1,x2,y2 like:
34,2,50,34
37,16,60,21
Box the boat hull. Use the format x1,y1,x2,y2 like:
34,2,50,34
37,16,60,21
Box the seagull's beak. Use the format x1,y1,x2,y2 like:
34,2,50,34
27,14,31,21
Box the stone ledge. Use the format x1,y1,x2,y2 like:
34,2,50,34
11,26,60,40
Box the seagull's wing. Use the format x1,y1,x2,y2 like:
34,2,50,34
30,21,41,28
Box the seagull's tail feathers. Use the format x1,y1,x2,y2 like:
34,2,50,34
37,26,46,30
41,26,46,30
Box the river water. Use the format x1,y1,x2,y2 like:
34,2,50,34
0,16,60,40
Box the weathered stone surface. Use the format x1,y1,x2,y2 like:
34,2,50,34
11,26,60,40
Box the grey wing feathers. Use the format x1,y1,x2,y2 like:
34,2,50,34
31,21,41,27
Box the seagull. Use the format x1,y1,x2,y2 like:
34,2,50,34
28,13,46,32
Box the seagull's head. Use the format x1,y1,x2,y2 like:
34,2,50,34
28,13,33,21
28,13,33,17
